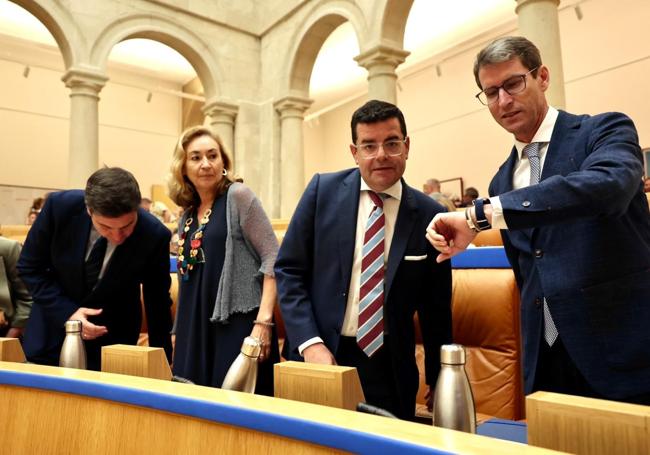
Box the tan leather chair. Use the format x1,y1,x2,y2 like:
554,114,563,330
472,229,503,246
415,267,523,421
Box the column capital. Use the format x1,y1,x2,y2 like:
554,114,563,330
354,44,410,72
274,95,313,119
62,66,108,95
515,0,560,13
202,98,239,124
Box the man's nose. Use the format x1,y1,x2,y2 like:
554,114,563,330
375,144,388,159
497,87,513,106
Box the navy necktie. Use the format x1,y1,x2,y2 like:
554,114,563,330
85,236,107,292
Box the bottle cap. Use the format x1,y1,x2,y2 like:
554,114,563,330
440,344,466,365
64,320,83,333
240,336,262,358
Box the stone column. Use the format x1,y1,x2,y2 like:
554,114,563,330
515,0,565,109
274,95,313,218
203,99,238,156
354,45,410,104
62,67,108,189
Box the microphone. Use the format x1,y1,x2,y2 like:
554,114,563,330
356,402,398,419
171,375,195,384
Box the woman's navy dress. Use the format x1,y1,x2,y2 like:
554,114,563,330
172,191,279,394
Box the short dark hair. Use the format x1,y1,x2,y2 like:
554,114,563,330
85,167,141,217
350,100,407,144
464,187,479,199
473,36,542,88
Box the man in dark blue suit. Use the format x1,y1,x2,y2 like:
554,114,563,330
427,37,650,404
275,100,452,420
18,167,173,370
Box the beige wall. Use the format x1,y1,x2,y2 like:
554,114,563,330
0,36,182,197
304,0,650,198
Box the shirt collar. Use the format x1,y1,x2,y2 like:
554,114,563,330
360,178,402,201
515,106,559,157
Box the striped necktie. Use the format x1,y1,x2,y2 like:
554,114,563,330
357,191,386,357
523,142,559,346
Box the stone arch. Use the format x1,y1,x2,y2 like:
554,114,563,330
367,0,414,48
89,13,222,99
11,0,85,68
284,0,367,96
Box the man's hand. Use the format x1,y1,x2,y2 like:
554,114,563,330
0,310,6,328
303,342,337,365
6,327,23,338
425,211,477,262
68,308,108,340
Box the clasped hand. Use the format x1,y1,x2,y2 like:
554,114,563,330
425,211,477,262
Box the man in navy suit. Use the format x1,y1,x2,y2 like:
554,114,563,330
427,37,650,404
18,167,173,370
275,100,452,420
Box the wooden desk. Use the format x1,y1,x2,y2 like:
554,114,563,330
0,362,562,454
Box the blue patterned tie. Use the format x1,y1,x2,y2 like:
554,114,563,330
523,142,558,346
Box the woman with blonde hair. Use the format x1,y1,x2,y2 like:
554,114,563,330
168,125,279,393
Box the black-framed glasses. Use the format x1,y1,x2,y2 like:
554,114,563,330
475,67,539,105
352,138,407,159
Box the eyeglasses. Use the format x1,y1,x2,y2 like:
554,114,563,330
475,67,539,105
352,138,407,159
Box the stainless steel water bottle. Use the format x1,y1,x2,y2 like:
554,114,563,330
432,344,476,433
59,320,87,369
221,336,262,393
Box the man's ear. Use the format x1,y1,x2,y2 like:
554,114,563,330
538,65,550,91
350,144,359,165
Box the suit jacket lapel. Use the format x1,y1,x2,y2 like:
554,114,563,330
385,180,417,299
492,146,518,195
337,170,361,287
541,110,581,180
71,211,92,287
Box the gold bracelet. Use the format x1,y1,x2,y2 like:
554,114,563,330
253,320,275,327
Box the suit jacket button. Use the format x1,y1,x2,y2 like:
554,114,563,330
522,201,531,207
534,298,542,307
534,249,543,258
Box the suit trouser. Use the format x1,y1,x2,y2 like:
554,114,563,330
336,335,409,420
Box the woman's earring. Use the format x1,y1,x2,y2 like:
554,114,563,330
222,169,228,176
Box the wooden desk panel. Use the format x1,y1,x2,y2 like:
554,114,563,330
0,362,561,454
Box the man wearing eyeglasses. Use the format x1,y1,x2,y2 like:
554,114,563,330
427,36,650,404
276,100,452,420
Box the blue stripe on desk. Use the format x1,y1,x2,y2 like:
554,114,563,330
477,418,527,444
451,247,510,269
0,369,453,455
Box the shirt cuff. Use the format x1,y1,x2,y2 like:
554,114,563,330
298,337,324,356
489,196,509,230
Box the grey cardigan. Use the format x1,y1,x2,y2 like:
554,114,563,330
210,182,278,322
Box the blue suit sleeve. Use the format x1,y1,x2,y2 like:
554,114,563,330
17,197,80,329
141,226,173,361
499,112,643,229
275,174,322,356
